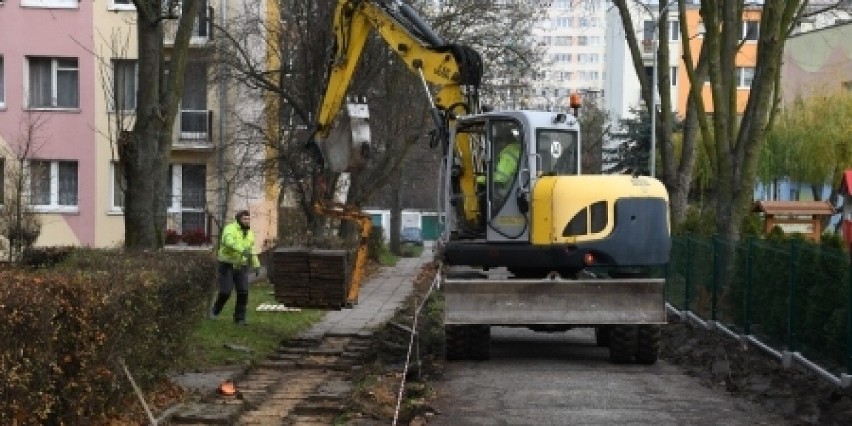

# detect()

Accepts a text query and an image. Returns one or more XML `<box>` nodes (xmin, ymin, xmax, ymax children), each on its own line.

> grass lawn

<box><xmin>178</xmin><ymin>249</ymin><xmax>404</xmax><ymax>371</ymax></box>
<box><xmin>178</xmin><ymin>279</ymin><xmax>326</xmax><ymax>369</ymax></box>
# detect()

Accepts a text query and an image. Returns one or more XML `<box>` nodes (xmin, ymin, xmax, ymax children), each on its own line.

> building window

<box><xmin>112</xmin><ymin>59</ymin><xmax>137</xmax><ymax>111</ymax></box>
<box><xmin>28</xmin><ymin>160</ymin><xmax>78</xmax><ymax>211</ymax></box>
<box><xmin>109</xmin><ymin>0</ymin><xmax>135</xmax><ymax>10</ymax></box>
<box><xmin>110</xmin><ymin>161</ymin><xmax>125</xmax><ymax>211</ymax></box>
<box><xmin>0</xmin><ymin>56</ymin><xmax>4</xmax><ymax>108</ymax></box>
<box><xmin>743</xmin><ymin>20</ymin><xmax>759</xmax><ymax>41</ymax></box>
<box><xmin>671</xmin><ymin>67</ymin><xmax>678</xmax><ymax>86</ymax></box>
<box><xmin>643</xmin><ymin>20</ymin><xmax>655</xmax><ymax>43</ymax></box>
<box><xmin>736</xmin><ymin>67</ymin><xmax>755</xmax><ymax>88</ymax></box>
<box><xmin>21</xmin><ymin>0</ymin><xmax>78</xmax><ymax>8</ymax></box>
<box><xmin>167</xmin><ymin>163</ymin><xmax>208</xmax><ymax>236</ymax></box>
<box><xmin>27</xmin><ymin>57</ymin><xmax>79</xmax><ymax>109</ymax></box>
<box><xmin>669</xmin><ymin>20</ymin><xmax>679</xmax><ymax>41</ymax></box>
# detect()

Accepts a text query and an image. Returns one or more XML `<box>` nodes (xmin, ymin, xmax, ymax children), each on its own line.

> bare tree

<box><xmin>214</xmin><ymin>0</ymin><xmax>542</xmax><ymax>247</ymax></box>
<box><xmin>579</xmin><ymin>97</ymin><xmax>610</xmax><ymax>174</ymax></box>
<box><xmin>122</xmin><ymin>0</ymin><xmax>201</xmax><ymax>249</ymax></box>
<box><xmin>0</xmin><ymin>112</ymin><xmax>47</xmax><ymax>261</ymax></box>
<box><xmin>611</xmin><ymin>0</ymin><xmax>697</xmax><ymax>226</ymax></box>
<box><xmin>684</xmin><ymin>0</ymin><xmax>814</xmax><ymax>242</ymax></box>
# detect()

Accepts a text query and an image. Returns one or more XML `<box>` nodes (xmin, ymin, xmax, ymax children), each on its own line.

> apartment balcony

<box><xmin>641</xmin><ymin>39</ymin><xmax>655</xmax><ymax>58</ymax></box>
<box><xmin>173</xmin><ymin>109</ymin><xmax>213</xmax><ymax>151</ymax></box>
<box><xmin>164</xmin><ymin>5</ymin><xmax>214</xmax><ymax>47</ymax></box>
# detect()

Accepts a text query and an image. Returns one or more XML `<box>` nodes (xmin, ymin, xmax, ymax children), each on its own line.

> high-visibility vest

<box><xmin>494</xmin><ymin>143</ymin><xmax>521</xmax><ymax>185</ymax></box>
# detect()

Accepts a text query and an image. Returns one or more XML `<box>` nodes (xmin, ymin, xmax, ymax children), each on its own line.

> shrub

<box><xmin>0</xmin><ymin>249</ymin><xmax>215</xmax><ymax>424</ymax></box>
<box><xmin>20</xmin><ymin>246</ymin><xmax>75</xmax><ymax>269</ymax></box>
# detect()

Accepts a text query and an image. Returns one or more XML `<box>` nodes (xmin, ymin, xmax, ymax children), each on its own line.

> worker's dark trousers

<box><xmin>212</xmin><ymin>261</ymin><xmax>250</xmax><ymax>322</ymax></box>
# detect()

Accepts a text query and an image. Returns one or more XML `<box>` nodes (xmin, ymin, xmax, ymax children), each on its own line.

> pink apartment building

<box><xmin>0</xmin><ymin>0</ymin><xmax>273</xmax><ymax>251</ymax></box>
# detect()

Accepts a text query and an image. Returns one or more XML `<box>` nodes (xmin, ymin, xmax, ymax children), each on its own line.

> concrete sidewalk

<box><xmin>299</xmin><ymin>249</ymin><xmax>431</xmax><ymax>339</ymax></box>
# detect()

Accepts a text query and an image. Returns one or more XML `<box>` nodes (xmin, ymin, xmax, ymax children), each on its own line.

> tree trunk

<box><xmin>124</xmin><ymin>0</ymin><xmax>199</xmax><ymax>250</ymax></box>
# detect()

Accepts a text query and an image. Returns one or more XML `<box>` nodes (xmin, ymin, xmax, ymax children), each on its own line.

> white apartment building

<box><xmin>602</xmin><ymin>1</ymin><xmax>682</xmax><ymax>131</ymax></box>
<box><xmin>529</xmin><ymin>0</ymin><xmax>609</xmax><ymax>111</ymax></box>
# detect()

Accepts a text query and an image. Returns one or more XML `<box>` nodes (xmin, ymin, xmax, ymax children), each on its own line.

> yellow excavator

<box><xmin>311</xmin><ymin>0</ymin><xmax>671</xmax><ymax>364</ymax></box>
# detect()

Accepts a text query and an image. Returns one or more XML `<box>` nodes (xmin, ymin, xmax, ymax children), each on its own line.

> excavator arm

<box><xmin>299</xmin><ymin>0</ymin><xmax>485</xmax><ymax>307</ymax></box>
<box><xmin>314</xmin><ymin>0</ymin><xmax>483</xmax><ymax>221</ymax></box>
<box><xmin>313</xmin><ymin>200</ymin><xmax>372</xmax><ymax>306</ymax></box>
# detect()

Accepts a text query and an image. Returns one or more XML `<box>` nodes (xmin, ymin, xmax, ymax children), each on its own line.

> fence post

<box><xmin>745</xmin><ymin>236</ymin><xmax>754</xmax><ymax>335</ymax></box>
<box><xmin>788</xmin><ymin>239</ymin><xmax>799</xmax><ymax>352</ymax></box>
<box><xmin>711</xmin><ymin>235</ymin><xmax>719</xmax><ymax>322</ymax></box>
<box><xmin>685</xmin><ymin>235</ymin><xmax>692</xmax><ymax>312</ymax></box>
<box><xmin>848</xmin><ymin>253</ymin><xmax>852</xmax><ymax>375</ymax></box>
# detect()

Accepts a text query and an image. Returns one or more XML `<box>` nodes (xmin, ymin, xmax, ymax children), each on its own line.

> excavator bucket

<box><xmin>319</xmin><ymin>101</ymin><xmax>372</xmax><ymax>173</ymax></box>
<box><xmin>442</xmin><ymin>276</ymin><xmax>666</xmax><ymax>325</ymax></box>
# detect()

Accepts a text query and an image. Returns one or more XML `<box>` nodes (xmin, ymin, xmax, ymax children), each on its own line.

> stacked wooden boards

<box><xmin>269</xmin><ymin>247</ymin><xmax>351</xmax><ymax>309</ymax></box>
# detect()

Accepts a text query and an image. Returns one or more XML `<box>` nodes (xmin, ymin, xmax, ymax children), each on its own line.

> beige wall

<box><xmin>781</xmin><ymin>22</ymin><xmax>852</xmax><ymax>102</ymax></box>
<box><xmin>92</xmin><ymin>5</ymin><xmax>139</xmax><ymax>247</ymax></box>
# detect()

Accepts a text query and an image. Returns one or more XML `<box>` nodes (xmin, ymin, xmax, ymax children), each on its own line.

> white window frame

<box><xmin>736</xmin><ymin>67</ymin><xmax>755</xmax><ymax>89</ymax></box>
<box><xmin>21</xmin><ymin>0</ymin><xmax>78</xmax><ymax>9</ymax></box>
<box><xmin>742</xmin><ymin>20</ymin><xmax>759</xmax><ymax>41</ymax></box>
<box><xmin>109</xmin><ymin>161</ymin><xmax>125</xmax><ymax>213</ymax></box>
<box><xmin>167</xmin><ymin>163</ymin><xmax>209</xmax><ymax>237</ymax></box>
<box><xmin>111</xmin><ymin>59</ymin><xmax>137</xmax><ymax>111</ymax></box>
<box><xmin>669</xmin><ymin>20</ymin><xmax>680</xmax><ymax>41</ymax></box>
<box><xmin>27</xmin><ymin>160</ymin><xmax>79</xmax><ymax>213</ymax></box>
<box><xmin>26</xmin><ymin>56</ymin><xmax>80</xmax><ymax>110</ymax></box>
<box><xmin>109</xmin><ymin>0</ymin><xmax>135</xmax><ymax>11</ymax></box>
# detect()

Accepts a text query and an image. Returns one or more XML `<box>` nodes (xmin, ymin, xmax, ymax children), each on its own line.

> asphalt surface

<box><xmin>426</xmin><ymin>327</ymin><xmax>791</xmax><ymax>426</ymax></box>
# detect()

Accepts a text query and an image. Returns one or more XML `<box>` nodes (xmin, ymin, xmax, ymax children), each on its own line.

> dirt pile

<box><xmin>660</xmin><ymin>315</ymin><xmax>852</xmax><ymax>425</ymax></box>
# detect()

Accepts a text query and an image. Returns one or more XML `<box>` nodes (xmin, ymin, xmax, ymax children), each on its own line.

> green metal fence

<box><xmin>666</xmin><ymin>234</ymin><xmax>852</xmax><ymax>375</ymax></box>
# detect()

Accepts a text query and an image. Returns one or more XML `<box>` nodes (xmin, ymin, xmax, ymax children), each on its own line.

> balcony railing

<box><xmin>642</xmin><ymin>39</ymin><xmax>654</xmax><ymax>56</ymax></box>
<box><xmin>174</xmin><ymin>109</ymin><xmax>213</xmax><ymax>150</ymax></box>
<box><xmin>164</xmin><ymin>5</ymin><xmax>214</xmax><ymax>46</ymax></box>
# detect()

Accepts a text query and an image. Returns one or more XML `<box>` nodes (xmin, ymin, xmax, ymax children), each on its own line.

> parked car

<box><xmin>401</xmin><ymin>227</ymin><xmax>423</xmax><ymax>246</ymax></box>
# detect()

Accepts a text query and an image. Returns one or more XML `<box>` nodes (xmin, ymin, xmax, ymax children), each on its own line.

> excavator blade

<box><xmin>442</xmin><ymin>277</ymin><xmax>666</xmax><ymax>325</ymax></box>
<box><xmin>319</xmin><ymin>102</ymin><xmax>372</xmax><ymax>173</ymax></box>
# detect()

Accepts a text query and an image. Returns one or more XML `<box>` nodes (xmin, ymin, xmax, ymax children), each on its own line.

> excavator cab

<box><xmin>448</xmin><ymin>111</ymin><xmax>582</xmax><ymax>242</ymax></box>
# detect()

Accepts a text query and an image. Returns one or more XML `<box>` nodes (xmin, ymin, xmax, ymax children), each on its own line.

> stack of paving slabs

<box><xmin>271</xmin><ymin>247</ymin><xmax>351</xmax><ymax>309</ymax></box>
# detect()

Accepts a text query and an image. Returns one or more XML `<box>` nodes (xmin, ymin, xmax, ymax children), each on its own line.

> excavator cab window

<box><xmin>488</xmin><ymin>120</ymin><xmax>523</xmax><ymax>216</ymax></box>
<box><xmin>536</xmin><ymin>129</ymin><xmax>579</xmax><ymax>176</ymax></box>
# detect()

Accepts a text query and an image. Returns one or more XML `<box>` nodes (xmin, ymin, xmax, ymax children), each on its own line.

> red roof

<box><xmin>841</xmin><ymin>170</ymin><xmax>852</xmax><ymax>196</ymax></box>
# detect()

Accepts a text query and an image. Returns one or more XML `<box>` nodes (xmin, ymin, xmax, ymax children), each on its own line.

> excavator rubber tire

<box><xmin>609</xmin><ymin>325</ymin><xmax>638</xmax><ymax>364</ymax></box>
<box><xmin>468</xmin><ymin>325</ymin><xmax>491</xmax><ymax>360</ymax></box>
<box><xmin>635</xmin><ymin>324</ymin><xmax>661</xmax><ymax>365</ymax></box>
<box><xmin>445</xmin><ymin>325</ymin><xmax>468</xmax><ymax>360</ymax></box>
<box><xmin>445</xmin><ymin>325</ymin><xmax>491</xmax><ymax>360</ymax></box>
<box><xmin>595</xmin><ymin>326</ymin><xmax>611</xmax><ymax>347</ymax></box>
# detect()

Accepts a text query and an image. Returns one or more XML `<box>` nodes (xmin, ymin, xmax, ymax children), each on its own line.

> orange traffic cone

<box><xmin>218</xmin><ymin>379</ymin><xmax>236</xmax><ymax>396</ymax></box>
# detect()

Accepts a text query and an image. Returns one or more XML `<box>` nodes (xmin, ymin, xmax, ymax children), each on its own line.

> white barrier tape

<box><xmin>393</xmin><ymin>263</ymin><xmax>442</xmax><ymax>425</ymax></box>
<box><xmin>393</xmin><ymin>297</ymin><xmax>422</xmax><ymax>426</ymax></box>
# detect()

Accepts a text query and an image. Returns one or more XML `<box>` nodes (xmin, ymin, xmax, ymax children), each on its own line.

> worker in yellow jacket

<box><xmin>211</xmin><ymin>210</ymin><xmax>260</xmax><ymax>325</ymax></box>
